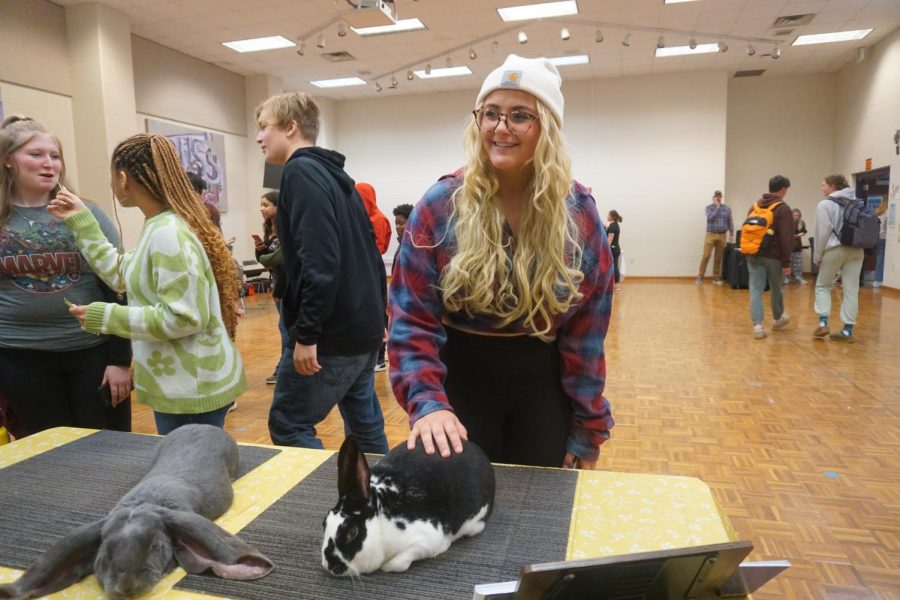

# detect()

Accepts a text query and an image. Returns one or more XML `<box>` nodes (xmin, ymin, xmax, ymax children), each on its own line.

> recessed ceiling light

<box><xmin>310</xmin><ymin>77</ymin><xmax>368</xmax><ymax>88</ymax></box>
<box><xmin>792</xmin><ymin>29</ymin><xmax>873</xmax><ymax>46</ymax></box>
<box><xmin>222</xmin><ymin>36</ymin><xmax>295</xmax><ymax>53</ymax></box>
<box><xmin>498</xmin><ymin>1</ymin><xmax>578</xmax><ymax>22</ymax></box>
<box><xmin>655</xmin><ymin>43</ymin><xmax>719</xmax><ymax>57</ymax></box>
<box><xmin>548</xmin><ymin>54</ymin><xmax>590</xmax><ymax>66</ymax></box>
<box><xmin>413</xmin><ymin>66</ymin><xmax>473</xmax><ymax>79</ymax></box>
<box><xmin>351</xmin><ymin>18</ymin><xmax>426</xmax><ymax>37</ymax></box>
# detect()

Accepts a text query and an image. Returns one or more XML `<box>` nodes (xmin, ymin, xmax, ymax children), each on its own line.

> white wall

<box><xmin>725</xmin><ymin>73</ymin><xmax>835</xmax><ymax>271</ymax></box>
<box><xmin>132</xmin><ymin>36</ymin><xmax>246</xmax><ymax>136</ymax></box>
<box><xmin>336</xmin><ymin>70</ymin><xmax>729</xmax><ymax>276</ymax></box>
<box><xmin>0</xmin><ymin>0</ymin><xmax>71</xmax><ymax>96</ymax></box>
<box><xmin>834</xmin><ymin>26</ymin><xmax>900</xmax><ymax>290</ymax></box>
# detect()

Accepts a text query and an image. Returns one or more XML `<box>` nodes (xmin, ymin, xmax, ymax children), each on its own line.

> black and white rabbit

<box><xmin>0</xmin><ymin>424</ymin><xmax>274</xmax><ymax>600</ymax></box>
<box><xmin>322</xmin><ymin>435</ymin><xmax>496</xmax><ymax>576</ymax></box>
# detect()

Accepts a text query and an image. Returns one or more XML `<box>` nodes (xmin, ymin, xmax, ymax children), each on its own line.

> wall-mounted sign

<box><xmin>865</xmin><ymin>158</ymin><xmax>872</xmax><ymax>170</ymax></box>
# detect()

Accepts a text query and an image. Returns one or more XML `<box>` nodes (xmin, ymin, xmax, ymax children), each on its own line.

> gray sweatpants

<box><xmin>815</xmin><ymin>245</ymin><xmax>864</xmax><ymax>325</ymax></box>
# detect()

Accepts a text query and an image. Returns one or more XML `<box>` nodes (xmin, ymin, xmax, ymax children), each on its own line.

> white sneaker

<box><xmin>772</xmin><ymin>315</ymin><xmax>791</xmax><ymax>330</ymax></box>
<box><xmin>753</xmin><ymin>324</ymin><xmax>767</xmax><ymax>339</ymax></box>
<box><xmin>227</xmin><ymin>401</ymin><xmax>237</xmax><ymax>413</ymax></box>
<box><xmin>695</xmin><ymin>276</ymin><xmax>704</xmax><ymax>284</ymax></box>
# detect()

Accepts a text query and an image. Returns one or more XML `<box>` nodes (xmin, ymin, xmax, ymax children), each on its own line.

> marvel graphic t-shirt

<box><xmin>0</xmin><ymin>202</ymin><xmax>121</xmax><ymax>350</ymax></box>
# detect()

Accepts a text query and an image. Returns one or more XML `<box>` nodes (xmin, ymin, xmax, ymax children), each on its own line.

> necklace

<box><xmin>10</xmin><ymin>205</ymin><xmax>44</xmax><ymax>227</ymax></box>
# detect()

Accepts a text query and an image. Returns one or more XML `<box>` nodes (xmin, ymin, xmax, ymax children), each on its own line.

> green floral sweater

<box><xmin>66</xmin><ymin>208</ymin><xmax>246</xmax><ymax>413</ymax></box>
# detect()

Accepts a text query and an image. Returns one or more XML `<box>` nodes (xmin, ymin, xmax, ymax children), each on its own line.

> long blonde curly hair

<box><xmin>111</xmin><ymin>134</ymin><xmax>240</xmax><ymax>339</ymax></box>
<box><xmin>440</xmin><ymin>100</ymin><xmax>584</xmax><ymax>339</ymax></box>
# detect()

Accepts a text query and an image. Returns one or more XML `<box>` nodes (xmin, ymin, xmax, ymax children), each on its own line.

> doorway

<box><xmin>852</xmin><ymin>166</ymin><xmax>890</xmax><ymax>286</ymax></box>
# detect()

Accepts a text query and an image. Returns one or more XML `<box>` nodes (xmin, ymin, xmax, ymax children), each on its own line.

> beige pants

<box><xmin>698</xmin><ymin>232</ymin><xmax>727</xmax><ymax>279</ymax></box>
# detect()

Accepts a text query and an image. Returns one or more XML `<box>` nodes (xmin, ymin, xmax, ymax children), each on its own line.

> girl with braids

<box><xmin>0</xmin><ymin>115</ymin><xmax>132</xmax><ymax>437</ymax></box>
<box><xmin>48</xmin><ymin>133</ymin><xmax>246</xmax><ymax>434</ymax></box>
<box><xmin>389</xmin><ymin>55</ymin><xmax>615</xmax><ymax>469</ymax></box>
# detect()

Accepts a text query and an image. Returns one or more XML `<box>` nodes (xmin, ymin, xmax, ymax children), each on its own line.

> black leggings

<box><xmin>440</xmin><ymin>326</ymin><xmax>570</xmax><ymax>467</ymax></box>
<box><xmin>0</xmin><ymin>343</ymin><xmax>131</xmax><ymax>437</ymax></box>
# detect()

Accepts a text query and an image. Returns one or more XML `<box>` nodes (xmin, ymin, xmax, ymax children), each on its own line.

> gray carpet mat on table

<box><xmin>0</xmin><ymin>429</ymin><xmax>280</xmax><ymax>568</ymax></box>
<box><xmin>177</xmin><ymin>455</ymin><xmax>577</xmax><ymax>600</ymax></box>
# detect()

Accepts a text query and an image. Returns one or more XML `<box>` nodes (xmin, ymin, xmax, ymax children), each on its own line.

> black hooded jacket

<box><xmin>276</xmin><ymin>147</ymin><xmax>385</xmax><ymax>355</ymax></box>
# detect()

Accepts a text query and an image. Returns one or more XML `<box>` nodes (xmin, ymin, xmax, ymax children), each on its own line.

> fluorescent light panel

<box><xmin>414</xmin><ymin>66</ymin><xmax>473</xmax><ymax>79</ymax></box>
<box><xmin>664</xmin><ymin>0</ymin><xmax>701</xmax><ymax>4</ymax></box>
<box><xmin>351</xmin><ymin>18</ymin><xmax>426</xmax><ymax>37</ymax></box>
<box><xmin>792</xmin><ymin>29</ymin><xmax>873</xmax><ymax>46</ymax></box>
<box><xmin>655</xmin><ymin>43</ymin><xmax>718</xmax><ymax>57</ymax></box>
<box><xmin>222</xmin><ymin>35</ymin><xmax>294</xmax><ymax>53</ymax></box>
<box><xmin>549</xmin><ymin>54</ymin><xmax>590</xmax><ymax>66</ymax></box>
<box><xmin>498</xmin><ymin>1</ymin><xmax>578</xmax><ymax>22</ymax></box>
<box><xmin>310</xmin><ymin>77</ymin><xmax>367</xmax><ymax>88</ymax></box>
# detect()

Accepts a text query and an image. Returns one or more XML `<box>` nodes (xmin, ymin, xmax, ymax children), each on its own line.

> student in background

<box><xmin>606</xmin><ymin>210</ymin><xmax>622</xmax><ymax>288</ymax></box>
<box><xmin>745</xmin><ymin>175</ymin><xmax>794</xmax><ymax>340</ymax></box>
<box><xmin>356</xmin><ymin>182</ymin><xmax>391</xmax><ymax>372</ymax></box>
<box><xmin>696</xmin><ymin>190</ymin><xmax>733</xmax><ymax>285</ymax></box>
<box><xmin>48</xmin><ymin>133</ymin><xmax>246</xmax><ymax>434</ymax></box>
<box><xmin>0</xmin><ymin>115</ymin><xmax>132</xmax><ymax>437</ymax></box>
<box><xmin>812</xmin><ymin>174</ymin><xmax>864</xmax><ymax>342</ymax></box>
<box><xmin>391</xmin><ymin>203</ymin><xmax>413</xmax><ymax>276</ymax></box>
<box><xmin>254</xmin><ymin>190</ymin><xmax>287</xmax><ymax>384</ymax></box>
<box><xmin>787</xmin><ymin>208</ymin><xmax>808</xmax><ymax>285</ymax></box>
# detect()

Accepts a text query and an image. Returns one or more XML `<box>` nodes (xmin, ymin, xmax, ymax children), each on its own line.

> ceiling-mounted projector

<box><xmin>343</xmin><ymin>0</ymin><xmax>397</xmax><ymax>28</ymax></box>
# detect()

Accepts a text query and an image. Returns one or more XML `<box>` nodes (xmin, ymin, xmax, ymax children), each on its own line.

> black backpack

<box><xmin>830</xmin><ymin>195</ymin><xmax>878</xmax><ymax>249</ymax></box>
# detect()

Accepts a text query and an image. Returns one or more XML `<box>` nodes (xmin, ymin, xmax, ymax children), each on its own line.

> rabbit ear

<box><xmin>337</xmin><ymin>436</ymin><xmax>370</xmax><ymax>506</ymax></box>
<box><xmin>0</xmin><ymin>519</ymin><xmax>103</xmax><ymax>600</ymax></box>
<box><xmin>159</xmin><ymin>508</ymin><xmax>274</xmax><ymax>580</ymax></box>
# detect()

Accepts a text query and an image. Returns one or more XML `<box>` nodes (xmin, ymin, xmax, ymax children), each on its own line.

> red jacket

<box><xmin>356</xmin><ymin>182</ymin><xmax>391</xmax><ymax>254</ymax></box>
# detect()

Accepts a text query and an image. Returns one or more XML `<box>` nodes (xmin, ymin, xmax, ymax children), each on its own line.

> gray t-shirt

<box><xmin>0</xmin><ymin>201</ymin><xmax>122</xmax><ymax>350</ymax></box>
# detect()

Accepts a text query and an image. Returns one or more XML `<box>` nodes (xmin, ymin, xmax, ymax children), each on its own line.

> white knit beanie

<box><xmin>475</xmin><ymin>54</ymin><xmax>564</xmax><ymax>127</ymax></box>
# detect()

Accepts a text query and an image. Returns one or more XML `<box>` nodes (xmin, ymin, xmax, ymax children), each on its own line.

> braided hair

<box><xmin>111</xmin><ymin>134</ymin><xmax>239</xmax><ymax>339</ymax></box>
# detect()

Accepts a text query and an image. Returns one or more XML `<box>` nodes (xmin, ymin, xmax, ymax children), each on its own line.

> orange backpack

<box><xmin>739</xmin><ymin>201</ymin><xmax>782</xmax><ymax>255</ymax></box>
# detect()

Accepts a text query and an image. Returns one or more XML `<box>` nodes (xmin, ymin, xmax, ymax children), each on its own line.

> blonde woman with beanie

<box><xmin>389</xmin><ymin>55</ymin><xmax>615</xmax><ymax>469</ymax></box>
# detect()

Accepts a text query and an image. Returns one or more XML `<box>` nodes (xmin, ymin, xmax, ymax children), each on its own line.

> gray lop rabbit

<box><xmin>0</xmin><ymin>424</ymin><xmax>274</xmax><ymax>600</ymax></box>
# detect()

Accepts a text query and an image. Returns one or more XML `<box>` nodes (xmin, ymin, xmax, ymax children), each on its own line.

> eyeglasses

<box><xmin>472</xmin><ymin>108</ymin><xmax>538</xmax><ymax>135</ymax></box>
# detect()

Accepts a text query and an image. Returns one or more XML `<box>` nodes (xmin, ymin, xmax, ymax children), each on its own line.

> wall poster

<box><xmin>145</xmin><ymin>118</ymin><xmax>228</xmax><ymax>213</ymax></box>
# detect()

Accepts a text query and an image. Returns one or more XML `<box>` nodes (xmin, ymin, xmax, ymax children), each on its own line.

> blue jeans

<box><xmin>746</xmin><ymin>255</ymin><xmax>784</xmax><ymax>325</ymax></box>
<box><xmin>153</xmin><ymin>405</ymin><xmax>230</xmax><ymax>435</ymax></box>
<box><xmin>268</xmin><ymin>348</ymin><xmax>388</xmax><ymax>453</ymax></box>
<box><xmin>273</xmin><ymin>298</ymin><xmax>290</xmax><ymax>374</ymax></box>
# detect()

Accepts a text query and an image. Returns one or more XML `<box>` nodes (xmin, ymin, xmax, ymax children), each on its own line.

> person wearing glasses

<box><xmin>388</xmin><ymin>55</ymin><xmax>615</xmax><ymax>469</ymax></box>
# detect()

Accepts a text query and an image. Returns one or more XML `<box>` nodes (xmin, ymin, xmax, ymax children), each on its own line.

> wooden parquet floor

<box><xmin>131</xmin><ymin>280</ymin><xmax>900</xmax><ymax>599</ymax></box>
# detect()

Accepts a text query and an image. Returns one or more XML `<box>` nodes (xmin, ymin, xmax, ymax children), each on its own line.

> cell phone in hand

<box><xmin>98</xmin><ymin>382</ymin><xmax>112</xmax><ymax>408</ymax></box>
<box><xmin>251</xmin><ymin>234</ymin><xmax>263</xmax><ymax>242</ymax></box>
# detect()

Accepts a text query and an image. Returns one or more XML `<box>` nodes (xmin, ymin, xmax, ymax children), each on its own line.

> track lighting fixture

<box><xmin>772</xmin><ymin>45</ymin><xmax>781</xmax><ymax>59</ymax></box>
<box><xmin>424</xmin><ymin>63</ymin><xmax>432</xmax><ymax>75</ymax></box>
<box><xmin>718</xmin><ymin>40</ymin><xmax>728</xmax><ymax>52</ymax></box>
<box><xmin>518</xmin><ymin>31</ymin><xmax>528</xmax><ymax>44</ymax></box>
<box><xmin>469</xmin><ymin>47</ymin><xmax>477</xmax><ymax>60</ymax></box>
<box><xmin>446</xmin><ymin>56</ymin><xmax>453</xmax><ymax>68</ymax></box>
<box><xmin>657</xmin><ymin>36</ymin><xmax>666</xmax><ymax>49</ymax></box>
<box><xmin>746</xmin><ymin>42</ymin><xmax>756</xmax><ymax>56</ymax></box>
<box><xmin>406</xmin><ymin>69</ymin><xmax>414</xmax><ymax>80</ymax></box>
<box><xmin>296</xmin><ymin>42</ymin><xmax>305</xmax><ymax>56</ymax></box>
<box><xmin>492</xmin><ymin>40</ymin><xmax>499</xmax><ymax>53</ymax></box>
<box><xmin>337</xmin><ymin>22</ymin><xmax>347</xmax><ymax>37</ymax></box>
<box><xmin>689</xmin><ymin>37</ymin><xmax>697</xmax><ymax>50</ymax></box>
<box><xmin>622</xmin><ymin>33</ymin><xmax>631</xmax><ymax>47</ymax></box>
<box><xmin>317</xmin><ymin>34</ymin><xmax>325</xmax><ymax>48</ymax></box>
<box><xmin>561</xmin><ymin>27</ymin><xmax>570</xmax><ymax>41</ymax></box>
<box><xmin>390</xmin><ymin>75</ymin><xmax>398</xmax><ymax>89</ymax></box>
<box><xmin>375</xmin><ymin>81</ymin><xmax>382</xmax><ymax>92</ymax></box>
<box><xmin>595</xmin><ymin>29</ymin><xmax>604</xmax><ymax>43</ymax></box>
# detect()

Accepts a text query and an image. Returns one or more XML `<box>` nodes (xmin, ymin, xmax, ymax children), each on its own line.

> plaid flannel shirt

<box><xmin>705</xmin><ymin>203</ymin><xmax>734</xmax><ymax>234</ymax></box>
<box><xmin>388</xmin><ymin>172</ymin><xmax>615</xmax><ymax>460</ymax></box>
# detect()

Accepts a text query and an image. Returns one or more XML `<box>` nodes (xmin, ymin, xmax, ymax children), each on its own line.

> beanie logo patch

<box><xmin>501</xmin><ymin>70</ymin><xmax>522</xmax><ymax>88</ymax></box>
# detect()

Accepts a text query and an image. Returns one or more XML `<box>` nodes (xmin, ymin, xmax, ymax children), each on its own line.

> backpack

<box><xmin>740</xmin><ymin>200</ymin><xmax>782</xmax><ymax>255</ymax></box>
<box><xmin>830</xmin><ymin>196</ymin><xmax>879</xmax><ymax>249</ymax></box>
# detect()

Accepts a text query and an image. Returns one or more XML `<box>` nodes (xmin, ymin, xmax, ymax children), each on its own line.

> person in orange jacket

<box><xmin>356</xmin><ymin>182</ymin><xmax>392</xmax><ymax>254</ymax></box>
